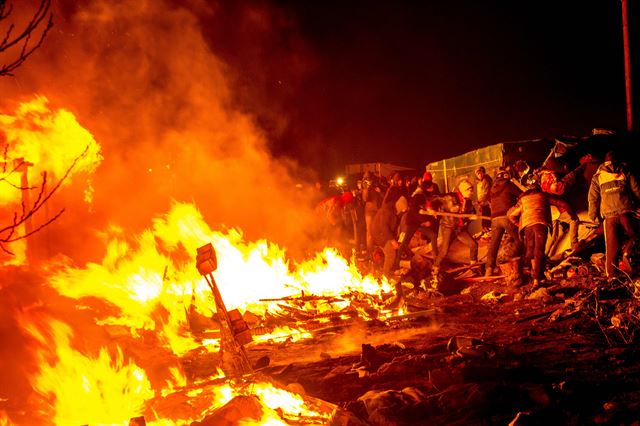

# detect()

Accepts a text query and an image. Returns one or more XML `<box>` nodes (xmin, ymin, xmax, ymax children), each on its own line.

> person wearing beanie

<box><xmin>415</xmin><ymin>171</ymin><xmax>440</xmax><ymax>198</ymax></box>
<box><xmin>485</xmin><ymin>166</ymin><xmax>522</xmax><ymax>277</ymax></box>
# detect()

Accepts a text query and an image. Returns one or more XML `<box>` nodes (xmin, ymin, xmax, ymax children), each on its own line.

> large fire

<box><xmin>0</xmin><ymin>99</ymin><xmax>394</xmax><ymax>425</ymax></box>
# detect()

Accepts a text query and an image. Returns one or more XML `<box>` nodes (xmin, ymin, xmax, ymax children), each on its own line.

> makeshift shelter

<box><xmin>425</xmin><ymin>138</ymin><xmax>555</xmax><ymax>193</ymax></box>
<box><xmin>425</xmin><ymin>130</ymin><xmax>639</xmax><ymax>260</ymax></box>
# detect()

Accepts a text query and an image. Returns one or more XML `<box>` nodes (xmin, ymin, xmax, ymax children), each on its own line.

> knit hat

<box><xmin>422</xmin><ymin>171</ymin><xmax>433</xmax><ymax>181</ymax></box>
<box><xmin>496</xmin><ymin>166</ymin><xmax>510</xmax><ymax>179</ymax></box>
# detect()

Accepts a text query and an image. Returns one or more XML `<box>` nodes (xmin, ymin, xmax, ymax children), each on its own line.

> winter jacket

<box><xmin>588</xmin><ymin>161</ymin><xmax>640</xmax><ymax>221</ymax></box>
<box><xmin>371</xmin><ymin>200</ymin><xmax>399</xmax><ymax>246</ymax></box>
<box><xmin>489</xmin><ymin>177</ymin><xmax>521</xmax><ymax>218</ymax></box>
<box><xmin>508</xmin><ymin>187</ymin><xmax>573</xmax><ymax>233</ymax></box>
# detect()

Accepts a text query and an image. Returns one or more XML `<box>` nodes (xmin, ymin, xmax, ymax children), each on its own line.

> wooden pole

<box><xmin>622</xmin><ymin>0</ymin><xmax>633</xmax><ymax>131</ymax></box>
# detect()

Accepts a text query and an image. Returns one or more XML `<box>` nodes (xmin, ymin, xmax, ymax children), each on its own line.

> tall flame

<box><xmin>49</xmin><ymin>202</ymin><xmax>391</xmax><ymax>358</ymax></box>
<box><xmin>19</xmin><ymin>313</ymin><xmax>154</xmax><ymax>426</ymax></box>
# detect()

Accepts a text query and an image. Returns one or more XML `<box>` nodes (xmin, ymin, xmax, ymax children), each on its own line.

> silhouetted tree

<box><xmin>0</xmin><ymin>147</ymin><xmax>90</xmax><ymax>256</ymax></box>
<box><xmin>1</xmin><ymin>0</ymin><xmax>58</xmax><ymax>256</ymax></box>
<box><xmin>0</xmin><ymin>0</ymin><xmax>53</xmax><ymax>76</ymax></box>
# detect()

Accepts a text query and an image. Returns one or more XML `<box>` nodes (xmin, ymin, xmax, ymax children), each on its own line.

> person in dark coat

<box><xmin>474</xmin><ymin>166</ymin><xmax>493</xmax><ymax>231</ymax></box>
<box><xmin>485</xmin><ymin>166</ymin><xmax>523</xmax><ymax>276</ymax></box>
<box><xmin>371</xmin><ymin>196</ymin><xmax>408</xmax><ymax>277</ymax></box>
<box><xmin>414</xmin><ymin>171</ymin><xmax>440</xmax><ymax>198</ymax></box>
<box><xmin>397</xmin><ymin>191</ymin><xmax>438</xmax><ymax>261</ymax></box>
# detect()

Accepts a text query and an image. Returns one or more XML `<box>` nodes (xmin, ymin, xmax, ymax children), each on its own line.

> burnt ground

<box><xmin>238</xmin><ymin>273</ymin><xmax>640</xmax><ymax>426</ymax></box>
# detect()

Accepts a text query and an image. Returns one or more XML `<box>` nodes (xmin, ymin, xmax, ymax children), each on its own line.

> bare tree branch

<box><xmin>0</xmin><ymin>0</ymin><xmax>59</xmax><ymax>257</ymax></box>
<box><xmin>0</xmin><ymin>0</ymin><xmax>53</xmax><ymax>76</ymax></box>
<box><xmin>0</xmin><ymin>145</ymin><xmax>91</xmax><ymax>255</ymax></box>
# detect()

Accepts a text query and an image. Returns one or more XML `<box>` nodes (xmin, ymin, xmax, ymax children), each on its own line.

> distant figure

<box><xmin>362</xmin><ymin>172</ymin><xmax>383</xmax><ymax>252</ymax></box>
<box><xmin>350</xmin><ymin>182</ymin><xmax>367</xmax><ymax>253</ymax></box>
<box><xmin>588</xmin><ymin>150</ymin><xmax>640</xmax><ymax>278</ymax></box>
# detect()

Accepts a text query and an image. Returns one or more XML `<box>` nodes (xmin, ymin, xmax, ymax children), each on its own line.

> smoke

<box><xmin>0</xmin><ymin>0</ymin><xmax>322</xmax><ymax>262</ymax></box>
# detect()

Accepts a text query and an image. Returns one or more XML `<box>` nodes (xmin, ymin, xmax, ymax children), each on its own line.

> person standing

<box><xmin>485</xmin><ymin>167</ymin><xmax>522</xmax><ymax>277</ymax></box>
<box><xmin>371</xmin><ymin>196</ymin><xmax>408</xmax><ymax>278</ymax></box>
<box><xmin>362</xmin><ymin>172</ymin><xmax>383</xmax><ymax>253</ymax></box>
<box><xmin>474</xmin><ymin>166</ymin><xmax>493</xmax><ymax>231</ymax></box>
<box><xmin>429</xmin><ymin>180</ymin><xmax>478</xmax><ymax>284</ymax></box>
<box><xmin>508</xmin><ymin>183</ymin><xmax>572</xmax><ymax>287</ymax></box>
<box><xmin>588</xmin><ymin>150</ymin><xmax>640</xmax><ymax>278</ymax></box>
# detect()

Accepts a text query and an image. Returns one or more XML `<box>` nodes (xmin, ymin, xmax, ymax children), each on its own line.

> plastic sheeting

<box><xmin>426</xmin><ymin>139</ymin><xmax>555</xmax><ymax>193</ymax></box>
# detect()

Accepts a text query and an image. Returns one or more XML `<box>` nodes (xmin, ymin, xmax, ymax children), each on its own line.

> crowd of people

<box><xmin>314</xmin><ymin>149</ymin><xmax>640</xmax><ymax>297</ymax></box>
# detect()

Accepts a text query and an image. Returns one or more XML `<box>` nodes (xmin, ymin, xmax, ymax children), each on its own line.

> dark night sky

<box><xmin>188</xmin><ymin>1</ymin><xmax>633</xmax><ymax>177</ymax></box>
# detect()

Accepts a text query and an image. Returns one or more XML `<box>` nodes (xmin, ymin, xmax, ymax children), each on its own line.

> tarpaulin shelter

<box><xmin>425</xmin><ymin>138</ymin><xmax>555</xmax><ymax>193</ymax></box>
<box><xmin>425</xmin><ymin>129</ymin><xmax>638</xmax><ymax>259</ymax></box>
<box><xmin>540</xmin><ymin>130</ymin><xmax>639</xmax><ymax>175</ymax></box>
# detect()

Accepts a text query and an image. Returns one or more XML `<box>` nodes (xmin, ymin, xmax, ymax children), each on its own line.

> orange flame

<box><xmin>49</xmin><ymin>202</ymin><xmax>390</xmax><ymax>357</ymax></box>
<box><xmin>19</xmin><ymin>313</ymin><xmax>154</xmax><ymax>426</ymax></box>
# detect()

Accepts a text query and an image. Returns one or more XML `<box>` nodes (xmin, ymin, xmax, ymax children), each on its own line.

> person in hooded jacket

<box><xmin>508</xmin><ymin>183</ymin><xmax>573</xmax><ymax>287</ymax></box>
<box><xmin>485</xmin><ymin>166</ymin><xmax>522</xmax><ymax>277</ymax></box>
<box><xmin>588</xmin><ymin>150</ymin><xmax>640</xmax><ymax>278</ymax></box>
